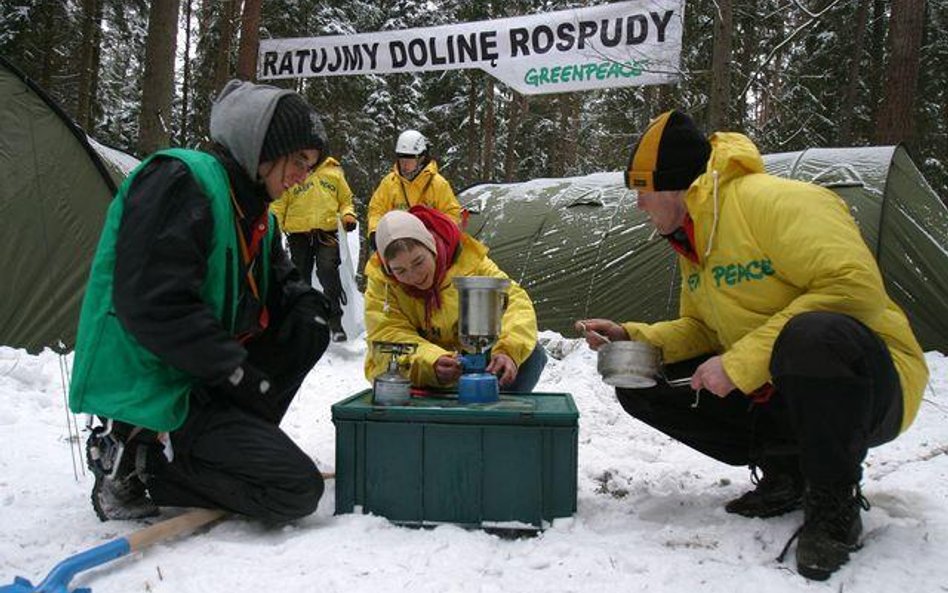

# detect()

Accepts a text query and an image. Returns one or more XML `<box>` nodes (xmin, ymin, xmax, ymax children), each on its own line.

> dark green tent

<box><xmin>459</xmin><ymin>146</ymin><xmax>948</xmax><ymax>353</ymax></box>
<box><xmin>0</xmin><ymin>56</ymin><xmax>135</xmax><ymax>353</ymax></box>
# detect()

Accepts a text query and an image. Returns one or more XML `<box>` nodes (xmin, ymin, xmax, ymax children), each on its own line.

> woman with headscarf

<box><xmin>364</xmin><ymin>206</ymin><xmax>547</xmax><ymax>391</ymax></box>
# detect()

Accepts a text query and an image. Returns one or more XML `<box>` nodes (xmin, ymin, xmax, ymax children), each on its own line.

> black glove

<box><xmin>276</xmin><ymin>290</ymin><xmax>330</xmax><ymax>345</ymax></box>
<box><xmin>217</xmin><ymin>363</ymin><xmax>276</xmax><ymax>421</ymax></box>
<box><xmin>342</xmin><ymin>214</ymin><xmax>358</xmax><ymax>232</ymax></box>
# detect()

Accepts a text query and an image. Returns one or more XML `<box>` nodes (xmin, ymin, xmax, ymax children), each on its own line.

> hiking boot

<box><xmin>87</xmin><ymin>427</ymin><xmax>159</xmax><ymax>522</ymax></box>
<box><xmin>329</xmin><ymin>317</ymin><xmax>347</xmax><ymax>342</ymax></box>
<box><xmin>795</xmin><ymin>483</ymin><xmax>868</xmax><ymax>580</ymax></box>
<box><xmin>725</xmin><ymin>467</ymin><xmax>804</xmax><ymax>518</ymax></box>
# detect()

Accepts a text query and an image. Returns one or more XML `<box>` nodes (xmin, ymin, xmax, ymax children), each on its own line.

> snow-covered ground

<box><xmin>1</xmin><ymin>336</ymin><xmax>946</xmax><ymax>592</ymax></box>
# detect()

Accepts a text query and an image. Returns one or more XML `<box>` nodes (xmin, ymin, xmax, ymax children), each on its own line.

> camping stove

<box><xmin>372</xmin><ymin>342</ymin><xmax>416</xmax><ymax>406</ymax></box>
<box><xmin>454</xmin><ymin>276</ymin><xmax>510</xmax><ymax>404</ymax></box>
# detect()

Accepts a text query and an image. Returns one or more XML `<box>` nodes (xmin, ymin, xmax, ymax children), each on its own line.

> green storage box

<box><xmin>332</xmin><ymin>389</ymin><xmax>578</xmax><ymax>530</ymax></box>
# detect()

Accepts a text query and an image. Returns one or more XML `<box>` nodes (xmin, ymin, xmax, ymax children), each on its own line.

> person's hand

<box><xmin>691</xmin><ymin>355</ymin><xmax>736</xmax><ymax>397</ymax></box>
<box><xmin>434</xmin><ymin>354</ymin><xmax>462</xmax><ymax>384</ymax></box>
<box><xmin>574</xmin><ymin>319</ymin><xmax>630</xmax><ymax>350</ymax></box>
<box><xmin>486</xmin><ymin>352</ymin><xmax>517</xmax><ymax>386</ymax></box>
<box><xmin>342</xmin><ymin>214</ymin><xmax>358</xmax><ymax>232</ymax></box>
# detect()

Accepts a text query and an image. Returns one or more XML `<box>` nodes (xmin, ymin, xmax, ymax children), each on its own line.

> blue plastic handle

<box><xmin>1</xmin><ymin>537</ymin><xmax>129</xmax><ymax>593</ymax></box>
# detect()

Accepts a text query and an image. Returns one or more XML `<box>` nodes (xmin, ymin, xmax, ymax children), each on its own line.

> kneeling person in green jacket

<box><xmin>364</xmin><ymin>206</ymin><xmax>547</xmax><ymax>392</ymax></box>
<box><xmin>70</xmin><ymin>80</ymin><xmax>333</xmax><ymax>523</ymax></box>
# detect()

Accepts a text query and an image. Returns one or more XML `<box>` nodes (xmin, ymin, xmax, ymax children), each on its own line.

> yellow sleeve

<box><xmin>367</xmin><ymin>180</ymin><xmax>391</xmax><ymax>235</ymax></box>
<box><xmin>475</xmin><ymin>257</ymin><xmax>537</xmax><ymax>366</ymax></box>
<box><xmin>622</xmin><ymin>279</ymin><xmax>721</xmax><ymax>363</ymax></box>
<box><xmin>431</xmin><ymin>176</ymin><xmax>462</xmax><ymax>223</ymax></box>
<box><xmin>335</xmin><ymin>169</ymin><xmax>356</xmax><ymax>218</ymax></box>
<box><xmin>363</xmin><ymin>265</ymin><xmax>451</xmax><ymax>387</ymax></box>
<box><xmin>721</xmin><ymin>182</ymin><xmax>889</xmax><ymax>393</ymax></box>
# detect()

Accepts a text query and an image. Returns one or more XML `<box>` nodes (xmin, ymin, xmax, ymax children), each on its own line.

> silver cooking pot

<box><xmin>596</xmin><ymin>340</ymin><xmax>662</xmax><ymax>388</ymax></box>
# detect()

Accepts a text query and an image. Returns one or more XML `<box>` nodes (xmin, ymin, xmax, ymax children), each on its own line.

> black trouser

<box><xmin>615</xmin><ymin>312</ymin><xmax>903</xmax><ymax>486</ymax></box>
<box><xmin>145</xmin><ymin>307</ymin><xmax>330</xmax><ymax>522</ymax></box>
<box><xmin>287</xmin><ymin>232</ymin><xmax>345</xmax><ymax>322</ymax></box>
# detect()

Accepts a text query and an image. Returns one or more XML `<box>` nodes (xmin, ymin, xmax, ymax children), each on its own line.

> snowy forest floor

<box><xmin>1</xmin><ymin>336</ymin><xmax>946</xmax><ymax>592</ymax></box>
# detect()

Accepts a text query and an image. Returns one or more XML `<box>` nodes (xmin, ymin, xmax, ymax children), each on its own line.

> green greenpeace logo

<box><xmin>712</xmin><ymin>259</ymin><xmax>775</xmax><ymax>288</ymax></box>
<box><xmin>524</xmin><ymin>60</ymin><xmax>647</xmax><ymax>88</ymax></box>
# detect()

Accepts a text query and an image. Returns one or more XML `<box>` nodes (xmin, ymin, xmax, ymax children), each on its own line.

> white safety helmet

<box><xmin>395</xmin><ymin>129</ymin><xmax>429</xmax><ymax>157</ymax></box>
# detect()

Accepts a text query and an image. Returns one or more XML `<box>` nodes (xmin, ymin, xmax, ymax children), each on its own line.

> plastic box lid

<box><xmin>331</xmin><ymin>389</ymin><xmax>578</xmax><ymax>426</ymax></box>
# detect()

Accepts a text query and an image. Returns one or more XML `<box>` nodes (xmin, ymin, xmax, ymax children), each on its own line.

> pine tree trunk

<box><xmin>214</xmin><ymin>0</ymin><xmax>238</xmax><ymax>93</ymax></box>
<box><xmin>88</xmin><ymin>0</ymin><xmax>104</xmax><ymax>129</ymax></box>
<box><xmin>76</xmin><ymin>0</ymin><xmax>101</xmax><ymax>130</ymax></box>
<box><xmin>180</xmin><ymin>0</ymin><xmax>193</xmax><ymax>145</ymax></box>
<box><xmin>875</xmin><ymin>0</ymin><xmax>925</xmax><ymax>146</ymax></box>
<box><xmin>482</xmin><ymin>77</ymin><xmax>495</xmax><ymax>180</ymax></box>
<box><xmin>467</xmin><ymin>71</ymin><xmax>479</xmax><ymax>179</ymax></box>
<box><xmin>137</xmin><ymin>0</ymin><xmax>181</xmax><ymax>155</ymax></box>
<box><xmin>708</xmin><ymin>0</ymin><xmax>733</xmax><ymax>130</ymax></box>
<box><xmin>503</xmin><ymin>91</ymin><xmax>525</xmax><ymax>182</ymax></box>
<box><xmin>867</xmin><ymin>0</ymin><xmax>888</xmax><ymax>135</ymax></box>
<box><xmin>734</xmin><ymin>0</ymin><xmax>758</xmax><ymax>129</ymax></box>
<box><xmin>838</xmin><ymin>0</ymin><xmax>870</xmax><ymax>145</ymax></box>
<box><xmin>236</xmin><ymin>0</ymin><xmax>262</xmax><ymax>81</ymax></box>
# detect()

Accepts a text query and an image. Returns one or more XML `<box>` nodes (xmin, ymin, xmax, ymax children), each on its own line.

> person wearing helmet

<box><xmin>271</xmin><ymin>153</ymin><xmax>358</xmax><ymax>343</ymax></box>
<box><xmin>69</xmin><ymin>80</ymin><xmax>333</xmax><ymax>524</ymax></box>
<box><xmin>366</xmin><ymin>129</ymin><xmax>461</xmax><ymax>249</ymax></box>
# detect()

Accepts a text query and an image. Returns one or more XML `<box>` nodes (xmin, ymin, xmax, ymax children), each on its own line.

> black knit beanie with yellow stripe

<box><xmin>626</xmin><ymin>110</ymin><xmax>710</xmax><ymax>192</ymax></box>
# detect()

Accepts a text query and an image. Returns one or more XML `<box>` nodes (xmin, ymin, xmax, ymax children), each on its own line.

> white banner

<box><xmin>258</xmin><ymin>0</ymin><xmax>684</xmax><ymax>95</ymax></box>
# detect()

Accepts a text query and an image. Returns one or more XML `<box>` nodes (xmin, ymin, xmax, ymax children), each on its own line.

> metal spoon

<box><xmin>578</xmin><ymin>321</ymin><xmax>612</xmax><ymax>344</ymax></box>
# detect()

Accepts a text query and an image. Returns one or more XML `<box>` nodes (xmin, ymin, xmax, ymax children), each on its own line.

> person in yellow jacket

<box><xmin>365</xmin><ymin>206</ymin><xmax>547</xmax><ymax>391</ymax></box>
<box><xmin>366</xmin><ymin>129</ymin><xmax>461</xmax><ymax>249</ymax></box>
<box><xmin>271</xmin><ymin>156</ymin><xmax>357</xmax><ymax>342</ymax></box>
<box><xmin>577</xmin><ymin>110</ymin><xmax>928</xmax><ymax>581</ymax></box>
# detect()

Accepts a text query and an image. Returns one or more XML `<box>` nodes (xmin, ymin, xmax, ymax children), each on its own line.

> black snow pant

<box><xmin>287</xmin><ymin>231</ymin><xmax>345</xmax><ymax>324</ymax></box>
<box><xmin>145</xmin><ymin>309</ymin><xmax>330</xmax><ymax>523</ymax></box>
<box><xmin>615</xmin><ymin>312</ymin><xmax>903</xmax><ymax>486</ymax></box>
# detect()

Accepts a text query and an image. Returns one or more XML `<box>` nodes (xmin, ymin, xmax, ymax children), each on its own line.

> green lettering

<box><xmin>746</xmin><ymin>260</ymin><xmax>762</xmax><ymax>279</ymax></box>
<box><xmin>725</xmin><ymin>264</ymin><xmax>738</xmax><ymax>286</ymax></box>
<box><xmin>550</xmin><ymin>66</ymin><xmax>561</xmax><ymax>83</ymax></box>
<box><xmin>538</xmin><ymin>67</ymin><xmax>551</xmax><ymax>84</ymax></box>
<box><xmin>761</xmin><ymin>259</ymin><xmax>775</xmax><ymax>276</ymax></box>
<box><xmin>524</xmin><ymin>68</ymin><xmax>539</xmax><ymax>86</ymax></box>
<box><xmin>712</xmin><ymin>266</ymin><xmax>726</xmax><ymax>287</ymax></box>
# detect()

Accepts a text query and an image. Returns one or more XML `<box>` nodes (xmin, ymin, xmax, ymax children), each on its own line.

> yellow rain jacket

<box><xmin>270</xmin><ymin>157</ymin><xmax>355</xmax><ymax>233</ymax></box>
<box><xmin>364</xmin><ymin>234</ymin><xmax>537</xmax><ymax>387</ymax></box>
<box><xmin>623</xmin><ymin>133</ymin><xmax>928</xmax><ymax>432</ymax></box>
<box><xmin>366</xmin><ymin>159</ymin><xmax>460</xmax><ymax>234</ymax></box>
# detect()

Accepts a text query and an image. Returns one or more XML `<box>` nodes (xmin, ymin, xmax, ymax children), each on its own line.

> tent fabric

<box><xmin>0</xmin><ymin>56</ymin><xmax>135</xmax><ymax>353</ymax></box>
<box><xmin>459</xmin><ymin>147</ymin><xmax>948</xmax><ymax>353</ymax></box>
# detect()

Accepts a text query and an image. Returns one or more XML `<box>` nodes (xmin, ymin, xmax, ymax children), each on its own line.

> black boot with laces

<box><xmin>87</xmin><ymin>424</ymin><xmax>160</xmax><ymax>522</ymax></box>
<box><xmin>794</xmin><ymin>482</ymin><xmax>869</xmax><ymax>580</ymax></box>
<box><xmin>725</xmin><ymin>462</ymin><xmax>804</xmax><ymax>518</ymax></box>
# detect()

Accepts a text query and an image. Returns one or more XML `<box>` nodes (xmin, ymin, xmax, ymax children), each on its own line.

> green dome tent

<box><xmin>0</xmin><ymin>56</ymin><xmax>136</xmax><ymax>353</ymax></box>
<box><xmin>459</xmin><ymin>146</ymin><xmax>948</xmax><ymax>353</ymax></box>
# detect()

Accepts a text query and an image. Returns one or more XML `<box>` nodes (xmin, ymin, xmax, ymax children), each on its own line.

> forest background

<box><xmin>1</xmin><ymin>0</ymin><xmax>944</xmax><ymax>210</ymax></box>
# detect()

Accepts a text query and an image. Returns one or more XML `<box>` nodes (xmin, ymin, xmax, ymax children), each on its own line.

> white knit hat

<box><xmin>376</xmin><ymin>210</ymin><xmax>437</xmax><ymax>267</ymax></box>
